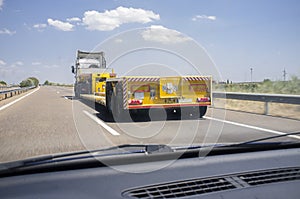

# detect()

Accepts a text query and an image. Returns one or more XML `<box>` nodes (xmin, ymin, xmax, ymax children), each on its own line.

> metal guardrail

<box><xmin>212</xmin><ymin>92</ymin><xmax>300</xmax><ymax>115</ymax></box>
<box><xmin>0</xmin><ymin>86</ymin><xmax>36</xmax><ymax>101</ymax></box>
<box><xmin>0</xmin><ymin>87</ymin><xmax>20</xmax><ymax>92</ymax></box>
<box><xmin>0</xmin><ymin>86</ymin><xmax>17</xmax><ymax>90</ymax></box>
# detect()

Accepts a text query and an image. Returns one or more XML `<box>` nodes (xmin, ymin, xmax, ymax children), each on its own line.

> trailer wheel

<box><xmin>74</xmin><ymin>86</ymin><xmax>80</xmax><ymax>98</ymax></box>
<box><xmin>111</xmin><ymin>83</ymin><xmax>131</xmax><ymax>122</ymax></box>
<box><xmin>111</xmin><ymin>92</ymin><xmax>124</xmax><ymax>122</ymax></box>
<box><xmin>199</xmin><ymin>106</ymin><xmax>207</xmax><ymax>118</ymax></box>
<box><xmin>105</xmin><ymin>83</ymin><xmax>113</xmax><ymax>113</ymax></box>
<box><xmin>74</xmin><ymin>90</ymin><xmax>78</xmax><ymax>98</ymax></box>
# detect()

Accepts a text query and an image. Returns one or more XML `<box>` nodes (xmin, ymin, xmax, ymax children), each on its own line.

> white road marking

<box><xmin>203</xmin><ymin>116</ymin><xmax>300</xmax><ymax>139</ymax></box>
<box><xmin>204</xmin><ymin>116</ymin><xmax>300</xmax><ymax>140</ymax></box>
<box><xmin>0</xmin><ymin>87</ymin><xmax>40</xmax><ymax>112</ymax></box>
<box><xmin>83</xmin><ymin>110</ymin><xmax>120</xmax><ymax>136</ymax></box>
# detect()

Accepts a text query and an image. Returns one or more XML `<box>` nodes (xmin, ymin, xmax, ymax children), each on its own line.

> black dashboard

<box><xmin>1</xmin><ymin>148</ymin><xmax>300</xmax><ymax>199</ymax></box>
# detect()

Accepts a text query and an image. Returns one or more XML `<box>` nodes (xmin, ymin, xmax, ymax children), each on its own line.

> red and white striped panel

<box><xmin>183</xmin><ymin>76</ymin><xmax>210</xmax><ymax>81</ymax></box>
<box><xmin>123</xmin><ymin>78</ymin><xmax>128</xmax><ymax>108</ymax></box>
<box><xmin>127</xmin><ymin>77</ymin><xmax>160</xmax><ymax>82</ymax></box>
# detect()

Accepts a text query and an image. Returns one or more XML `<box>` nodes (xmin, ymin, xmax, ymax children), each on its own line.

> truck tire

<box><xmin>111</xmin><ymin>83</ymin><xmax>131</xmax><ymax>122</ymax></box>
<box><xmin>130</xmin><ymin>109</ymin><xmax>150</xmax><ymax>122</ymax></box>
<box><xmin>199</xmin><ymin>106</ymin><xmax>207</xmax><ymax>118</ymax></box>
<box><xmin>166</xmin><ymin>108</ymin><xmax>181</xmax><ymax>120</ymax></box>
<box><xmin>111</xmin><ymin>91</ymin><xmax>124</xmax><ymax>122</ymax></box>
<box><xmin>105</xmin><ymin>83</ymin><xmax>113</xmax><ymax>113</ymax></box>
<box><xmin>74</xmin><ymin>86</ymin><xmax>80</xmax><ymax>98</ymax></box>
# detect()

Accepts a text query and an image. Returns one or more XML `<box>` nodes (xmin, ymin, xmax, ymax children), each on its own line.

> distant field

<box><xmin>213</xmin><ymin>76</ymin><xmax>300</xmax><ymax>95</ymax></box>
<box><xmin>212</xmin><ymin>77</ymin><xmax>300</xmax><ymax>120</ymax></box>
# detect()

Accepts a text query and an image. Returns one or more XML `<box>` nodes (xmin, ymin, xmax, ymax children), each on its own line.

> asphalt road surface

<box><xmin>0</xmin><ymin>86</ymin><xmax>300</xmax><ymax>162</ymax></box>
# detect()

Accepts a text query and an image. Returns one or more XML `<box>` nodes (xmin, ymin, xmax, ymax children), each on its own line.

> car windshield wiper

<box><xmin>1</xmin><ymin>133</ymin><xmax>299</xmax><ymax>177</ymax></box>
<box><xmin>0</xmin><ymin>144</ymin><xmax>173</xmax><ymax>173</ymax></box>
<box><xmin>174</xmin><ymin>131</ymin><xmax>300</xmax><ymax>151</ymax></box>
<box><xmin>219</xmin><ymin>131</ymin><xmax>300</xmax><ymax>148</ymax></box>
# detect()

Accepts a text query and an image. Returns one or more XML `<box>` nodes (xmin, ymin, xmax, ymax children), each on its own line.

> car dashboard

<box><xmin>0</xmin><ymin>148</ymin><xmax>300</xmax><ymax>199</ymax></box>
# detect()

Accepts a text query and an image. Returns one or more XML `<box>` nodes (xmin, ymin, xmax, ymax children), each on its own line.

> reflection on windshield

<box><xmin>0</xmin><ymin>0</ymin><xmax>299</xmax><ymax>167</ymax></box>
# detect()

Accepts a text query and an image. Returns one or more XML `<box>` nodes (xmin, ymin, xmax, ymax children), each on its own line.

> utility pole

<box><xmin>283</xmin><ymin>68</ymin><xmax>287</xmax><ymax>81</ymax></box>
<box><xmin>250</xmin><ymin>67</ymin><xmax>253</xmax><ymax>83</ymax></box>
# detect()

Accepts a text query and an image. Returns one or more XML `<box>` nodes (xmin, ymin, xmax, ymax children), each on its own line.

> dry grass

<box><xmin>213</xmin><ymin>99</ymin><xmax>300</xmax><ymax>120</ymax></box>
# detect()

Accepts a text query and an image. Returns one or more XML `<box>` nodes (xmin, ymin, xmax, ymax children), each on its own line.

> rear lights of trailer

<box><xmin>197</xmin><ymin>97</ymin><xmax>210</xmax><ymax>102</ymax></box>
<box><xmin>128</xmin><ymin>99</ymin><xmax>143</xmax><ymax>105</ymax></box>
<box><xmin>109</xmin><ymin>73</ymin><xmax>116</xmax><ymax>78</ymax></box>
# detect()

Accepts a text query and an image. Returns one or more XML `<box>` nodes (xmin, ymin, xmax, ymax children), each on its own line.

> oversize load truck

<box><xmin>72</xmin><ymin>50</ymin><xmax>212</xmax><ymax>120</ymax></box>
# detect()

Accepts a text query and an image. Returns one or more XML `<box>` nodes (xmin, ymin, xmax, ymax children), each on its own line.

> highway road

<box><xmin>0</xmin><ymin>86</ymin><xmax>300</xmax><ymax>163</ymax></box>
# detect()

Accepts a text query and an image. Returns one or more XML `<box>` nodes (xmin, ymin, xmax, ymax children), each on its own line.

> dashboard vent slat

<box><xmin>123</xmin><ymin>177</ymin><xmax>236</xmax><ymax>198</ymax></box>
<box><xmin>122</xmin><ymin>167</ymin><xmax>300</xmax><ymax>198</ymax></box>
<box><xmin>238</xmin><ymin>168</ymin><xmax>300</xmax><ymax>186</ymax></box>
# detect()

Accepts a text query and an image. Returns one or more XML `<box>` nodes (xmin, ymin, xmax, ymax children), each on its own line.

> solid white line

<box><xmin>83</xmin><ymin>110</ymin><xmax>120</xmax><ymax>136</ymax></box>
<box><xmin>204</xmin><ymin>116</ymin><xmax>300</xmax><ymax>140</ymax></box>
<box><xmin>0</xmin><ymin>87</ymin><xmax>40</xmax><ymax>112</ymax></box>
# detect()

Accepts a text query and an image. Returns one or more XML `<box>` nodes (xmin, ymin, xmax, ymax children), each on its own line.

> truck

<box><xmin>72</xmin><ymin>50</ymin><xmax>212</xmax><ymax>121</ymax></box>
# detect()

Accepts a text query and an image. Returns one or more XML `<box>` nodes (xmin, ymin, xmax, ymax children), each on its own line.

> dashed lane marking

<box><xmin>83</xmin><ymin>110</ymin><xmax>120</xmax><ymax>136</ymax></box>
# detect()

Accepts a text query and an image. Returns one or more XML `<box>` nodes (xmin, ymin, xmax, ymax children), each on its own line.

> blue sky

<box><xmin>0</xmin><ymin>0</ymin><xmax>299</xmax><ymax>84</ymax></box>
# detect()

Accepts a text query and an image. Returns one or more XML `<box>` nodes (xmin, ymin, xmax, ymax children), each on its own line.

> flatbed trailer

<box><xmin>72</xmin><ymin>50</ymin><xmax>212</xmax><ymax>121</ymax></box>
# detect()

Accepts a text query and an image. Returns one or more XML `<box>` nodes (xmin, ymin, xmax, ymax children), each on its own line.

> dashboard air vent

<box><xmin>122</xmin><ymin>177</ymin><xmax>235</xmax><ymax>198</ymax></box>
<box><xmin>122</xmin><ymin>167</ymin><xmax>300</xmax><ymax>199</ymax></box>
<box><xmin>238</xmin><ymin>167</ymin><xmax>300</xmax><ymax>186</ymax></box>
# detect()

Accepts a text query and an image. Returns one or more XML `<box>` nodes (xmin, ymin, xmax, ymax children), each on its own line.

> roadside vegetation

<box><xmin>0</xmin><ymin>80</ymin><xmax>7</xmax><ymax>86</ymax></box>
<box><xmin>19</xmin><ymin>77</ymin><xmax>39</xmax><ymax>87</ymax></box>
<box><xmin>213</xmin><ymin>76</ymin><xmax>300</xmax><ymax>95</ymax></box>
<box><xmin>43</xmin><ymin>80</ymin><xmax>73</xmax><ymax>87</ymax></box>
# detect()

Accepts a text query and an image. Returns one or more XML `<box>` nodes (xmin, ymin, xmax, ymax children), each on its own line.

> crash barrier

<box><xmin>0</xmin><ymin>86</ymin><xmax>36</xmax><ymax>101</ymax></box>
<box><xmin>212</xmin><ymin>92</ymin><xmax>300</xmax><ymax>115</ymax></box>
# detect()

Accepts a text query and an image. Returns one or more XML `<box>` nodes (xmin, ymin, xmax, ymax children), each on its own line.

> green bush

<box><xmin>19</xmin><ymin>77</ymin><xmax>39</xmax><ymax>87</ymax></box>
<box><xmin>28</xmin><ymin>77</ymin><xmax>39</xmax><ymax>87</ymax></box>
<box><xmin>0</xmin><ymin>80</ymin><xmax>7</xmax><ymax>86</ymax></box>
<box><xmin>44</xmin><ymin>80</ymin><xmax>50</xmax><ymax>85</ymax></box>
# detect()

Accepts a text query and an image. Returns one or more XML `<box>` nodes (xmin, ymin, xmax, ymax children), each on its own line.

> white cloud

<box><xmin>141</xmin><ymin>25</ymin><xmax>191</xmax><ymax>44</ymax></box>
<box><xmin>0</xmin><ymin>28</ymin><xmax>16</xmax><ymax>35</ymax></box>
<box><xmin>32</xmin><ymin>62</ymin><xmax>41</xmax><ymax>65</ymax></box>
<box><xmin>66</xmin><ymin>17</ymin><xmax>81</xmax><ymax>22</ymax></box>
<box><xmin>15</xmin><ymin>61</ymin><xmax>24</xmax><ymax>66</ymax></box>
<box><xmin>82</xmin><ymin>6</ymin><xmax>160</xmax><ymax>31</ymax></box>
<box><xmin>47</xmin><ymin>18</ymin><xmax>74</xmax><ymax>31</ymax></box>
<box><xmin>207</xmin><ymin>16</ymin><xmax>217</xmax><ymax>20</ymax></box>
<box><xmin>0</xmin><ymin>0</ymin><xmax>4</xmax><ymax>10</ymax></box>
<box><xmin>33</xmin><ymin>23</ymin><xmax>47</xmax><ymax>32</ymax></box>
<box><xmin>192</xmin><ymin>15</ymin><xmax>217</xmax><ymax>21</ymax></box>
<box><xmin>33</xmin><ymin>24</ymin><xmax>47</xmax><ymax>29</ymax></box>
<box><xmin>43</xmin><ymin>64</ymin><xmax>60</xmax><ymax>68</ymax></box>
<box><xmin>10</xmin><ymin>61</ymin><xmax>24</xmax><ymax>68</ymax></box>
<box><xmin>0</xmin><ymin>59</ymin><xmax>6</xmax><ymax>66</ymax></box>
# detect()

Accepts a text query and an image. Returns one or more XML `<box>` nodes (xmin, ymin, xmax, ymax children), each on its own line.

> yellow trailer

<box><xmin>72</xmin><ymin>50</ymin><xmax>212</xmax><ymax>121</ymax></box>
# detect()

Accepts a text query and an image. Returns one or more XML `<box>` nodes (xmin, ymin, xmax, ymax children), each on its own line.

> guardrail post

<box><xmin>264</xmin><ymin>101</ymin><xmax>269</xmax><ymax>115</ymax></box>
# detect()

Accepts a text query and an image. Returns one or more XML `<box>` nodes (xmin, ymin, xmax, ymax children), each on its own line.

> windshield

<box><xmin>0</xmin><ymin>0</ymin><xmax>299</xmax><ymax>172</ymax></box>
